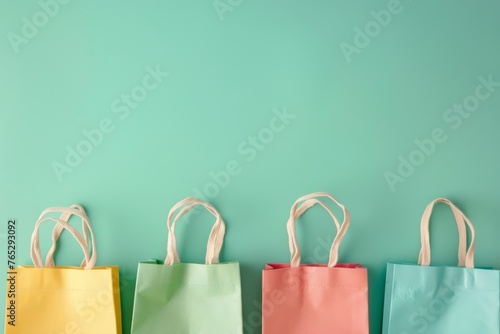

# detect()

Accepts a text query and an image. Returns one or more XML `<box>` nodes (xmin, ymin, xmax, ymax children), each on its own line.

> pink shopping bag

<box><xmin>262</xmin><ymin>192</ymin><xmax>369</xmax><ymax>334</ymax></box>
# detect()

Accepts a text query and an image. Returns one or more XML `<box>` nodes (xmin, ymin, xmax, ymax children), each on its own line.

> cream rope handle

<box><xmin>286</xmin><ymin>192</ymin><xmax>350</xmax><ymax>268</ymax></box>
<box><xmin>43</xmin><ymin>204</ymin><xmax>90</xmax><ymax>267</ymax></box>
<box><xmin>165</xmin><ymin>197</ymin><xmax>226</xmax><ymax>265</ymax></box>
<box><xmin>30</xmin><ymin>206</ymin><xmax>97</xmax><ymax>270</ymax></box>
<box><xmin>418</xmin><ymin>198</ymin><xmax>474</xmax><ymax>268</ymax></box>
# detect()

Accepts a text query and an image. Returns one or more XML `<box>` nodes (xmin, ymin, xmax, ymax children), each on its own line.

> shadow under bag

<box><xmin>382</xmin><ymin>198</ymin><xmax>500</xmax><ymax>334</ymax></box>
<box><xmin>4</xmin><ymin>204</ymin><xmax>122</xmax><ymax>334</ymax></box>
<box><xmin>262</xmin><ymin>192</ymin><xmax>369</xmax><ymax>334</ymax></box>
<box><xmin>130</xmin><ymin>197</ymin><xmax>243</xmax><ymax>334</ymax></box>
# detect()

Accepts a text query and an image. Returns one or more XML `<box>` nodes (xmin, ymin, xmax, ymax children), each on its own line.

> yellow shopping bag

<box><xmin>5</xmin><ymin>205</ymin><xmax>122</xmax><ymax>334</ymax></box>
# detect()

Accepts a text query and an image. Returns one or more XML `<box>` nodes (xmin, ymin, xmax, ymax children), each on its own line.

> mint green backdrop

<box><xmin>1</xmin><ymin>1</ymin><xmax>500</xmax><ymax>333</ymax></box>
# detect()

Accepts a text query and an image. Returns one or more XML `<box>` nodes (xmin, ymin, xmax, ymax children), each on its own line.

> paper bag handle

<box><xmin>287</xmin><ymin>192</ymin><xmax>351</xmax><ymax>268</ymax></box>
<box><xmin>418</xmin><ymin>198</ymin><xmax>475</xmax><ymax>268</ymax></box>
<box><xmin>165</xmin><ymin>197</ymin><xmax>226</xmax><ymax>265</ymax></box>
<box><xmin>43</xmin><ymin>204</ymin><xmax>90</xmax><ymax>268</ymax></box>
<box><xmin>30</xmin><ymin>205</ymin><xmax>97</xmax><ymax>270</ymax></box>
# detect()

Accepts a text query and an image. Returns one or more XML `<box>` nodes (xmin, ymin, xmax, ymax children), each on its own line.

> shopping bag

<box><xmin>262</xmin><ymin>192</ymin><xmax>369</xmax><ymax>334</ymax></box>
<box><xmin>382</xmin><ymin>198</ymin><xmax>500</xmax><ymax>334</ymax></box>
<box><xmin>4</xmin><ymin>204</ymin><xmax>122</xmax><ymax>334</ymax></box>
<box><xmin>130</xmin><ymin>197</ymin><xmax>243</xmax><ymax>334</ymax></box>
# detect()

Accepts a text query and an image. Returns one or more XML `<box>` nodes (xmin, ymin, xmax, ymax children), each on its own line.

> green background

<box><xmin>1</xmin><ymin>1</ymin><xmax>500</xmax><ymax>333</ymax></box>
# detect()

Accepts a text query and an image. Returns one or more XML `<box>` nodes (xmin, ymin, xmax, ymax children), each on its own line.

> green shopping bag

<box><xmin>382</xmin><ymin>198</ymin><xmax>500</xmax><ymax>334</ymax></box>
<box><xmin>130</xmin><ymin>197</ymin><xmax>243</xmax><ymax>334</ymax></box>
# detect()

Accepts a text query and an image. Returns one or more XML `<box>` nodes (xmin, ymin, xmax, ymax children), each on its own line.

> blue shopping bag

<box><xmin>382</xmin><ymin>198</ymin><xmax>500</xmax><ymax>334</ymax></box>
